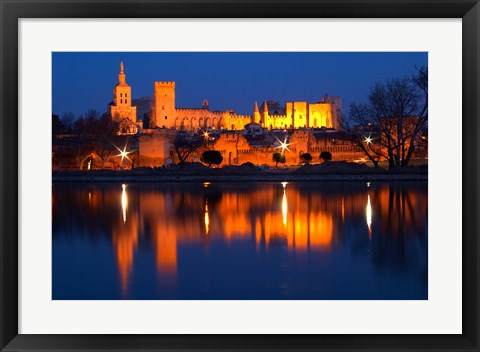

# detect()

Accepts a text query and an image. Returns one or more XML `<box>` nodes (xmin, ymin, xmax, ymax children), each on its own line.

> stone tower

<box><xmin>262</xmin><ymin>101</ymin><xmax>269</xmax><ymax>125</ymax></box>
<box><xmin>109</xmin><ymin>62</ymin><xmax>137</xmax><ymax>134</ymax></box>
<box><xmin>253</xmin><ymin>101</ymin><xmax>261</xmax><ymax>124</ymax></box>
<box><xmin>152</xmin><ymin>82</ymin><xmax>176</xmax><ymax>128</ymax></box>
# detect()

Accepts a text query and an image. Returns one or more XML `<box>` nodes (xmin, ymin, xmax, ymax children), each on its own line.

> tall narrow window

<box><xmin>120</xmin><ymin>99</ymin><xmax>123</xmax><ymax>104</ymax></box>
<box><xmin>120</xmin><ymin>93</ymin><xmax>123</xmax><ymax>97</ymax></box>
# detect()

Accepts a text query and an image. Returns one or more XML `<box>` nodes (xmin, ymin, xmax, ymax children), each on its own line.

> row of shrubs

<box><xmin>201</xmin><ymin>150</ymin><xmax>334</xmax><ymax>168</ymax></box>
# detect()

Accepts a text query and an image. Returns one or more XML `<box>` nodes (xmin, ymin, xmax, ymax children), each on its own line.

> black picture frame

<box><xmin>1</xmin><ymin>1</ymin><xmax>479</xmax><ymax>351</ymax></box>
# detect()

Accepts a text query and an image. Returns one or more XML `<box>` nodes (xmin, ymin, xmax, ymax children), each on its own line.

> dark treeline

<box><xmin>52</xmin><ymin>109</ymin><xmax>129</xmax><ymax>170</ymax></box>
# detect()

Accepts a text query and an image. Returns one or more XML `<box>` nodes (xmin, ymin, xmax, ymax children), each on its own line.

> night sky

<box><xmin>52</xmin><ymin>52</ymin><xmax>427</xmax><ymax>118</ymax></box>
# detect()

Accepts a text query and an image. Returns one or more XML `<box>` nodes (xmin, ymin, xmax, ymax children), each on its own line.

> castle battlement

<box><xmin>154</xmin><ymin>81</ymin><xmax>175</xmax><ymax>87</ymax></box>
<box><xmin>175</xmin><ymin>108</ymin><xmax>206</xmax><ymax>112</ymax></box>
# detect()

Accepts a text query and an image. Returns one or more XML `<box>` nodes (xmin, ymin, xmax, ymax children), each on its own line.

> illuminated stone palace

<box><xmin>108</xmin><ymin>62</ymin><xmax>342</xmax><ymax>133</ymax></box>
<box><xmin>98</xmin><ymin>62</ymin><xmax>365</xmax><ymax>168</ymax></box>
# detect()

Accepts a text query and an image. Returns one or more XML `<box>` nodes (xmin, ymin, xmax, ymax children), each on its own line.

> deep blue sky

<box><xmin>52</xmin><ymin>52</ymin><xmax>427</xmax><ymax>118</ymax></box>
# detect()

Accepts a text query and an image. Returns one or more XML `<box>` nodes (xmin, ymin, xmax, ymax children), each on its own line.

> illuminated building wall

<box><xmin>137</xmin><ymin>129</ymin><xmax>364</xmax><ymax>167</ymax></box>
<box><xmin>138</xmin><ymin>129</ymin><xmax>176</xmax><ymax>166</ymax></box>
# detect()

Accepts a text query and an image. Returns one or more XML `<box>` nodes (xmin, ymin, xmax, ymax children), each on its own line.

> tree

<box><xmin>300</xmin><ymin>153</ymin><xmax>312</xmax><ymax>164</ymax></box>
<box><xmin>343</xmin><ymin>67</ymin><xmax>428</xmax><ymax>169</ymax></box>
<box><xmin>61</xmin><ymin>112</ymin><xmax>75</xmax><ymax>134</ymax></box>
<box><xmin>52</xmin><ymin>114</ymin><xmax>65</xmax><ymax>135</ymax></box>
<box><xmin>93</xmin><ymin>115</ymin><xmax>120</xmax><ymax>169</ymax></box>
<box><xmin>173</xmin><ymin>133</ymin><xmax>204</xmax><ymax>165</ymax></box>
<box><xmin>320</xmin><ymin>151</ymin><xmax>332</xmax><ymax>162</ymax></box>
<box><xmin>272</xmin><ymin>152</ymin><xmax>286</xmax><ymax>167</ymax></box>
<box><xmin>201</xmin><ymin>150</ymin><xmax>223</xmax><ymax>167</ymax></box>
<box><xmin>69</xmin><ymin>110</ymin><xmax>120</xmax><ymax>169</ymax></box>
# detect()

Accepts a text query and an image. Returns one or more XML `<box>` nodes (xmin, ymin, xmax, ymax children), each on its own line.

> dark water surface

<box><xmin>52</xmin><ymin>181</ymin><xmax>428</xmax><ymax>300</ymax></box>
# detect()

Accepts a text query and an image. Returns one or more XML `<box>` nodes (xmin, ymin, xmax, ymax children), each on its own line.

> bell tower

<box><xmin>109</xmin><ymin>62</ymin><xmax>137</xmax><ymax>134</ymax></box>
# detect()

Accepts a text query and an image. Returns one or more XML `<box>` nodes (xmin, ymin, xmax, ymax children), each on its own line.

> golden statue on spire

<box><xmin>120</xmin><ymin>61</ymin><xmax>124</xmax><ymax>74</ymax></box>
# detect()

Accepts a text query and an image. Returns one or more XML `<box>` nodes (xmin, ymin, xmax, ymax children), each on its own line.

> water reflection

<box><xmin>121</xmin><ymin>184</ymin><xmax>127</xmax><ymax>223</ymax></box>
<box><xmin>52</xmin><ymin>181</ymin><xmax>428</xmax><ymax>300</ymax></box>
<box><xmin>366</xmin><ymin>193</ymin><xmax>372</xmax><ymax>239</ymax></box>
<box><xmin>281</xmin><ymin>182</ymin><xmax>288</xmax><ymax>226</ymax></box>
<box><xmin>204</xmin><ymin>199</ymin><xmax>210</xmax><ymax>236</ymax></box>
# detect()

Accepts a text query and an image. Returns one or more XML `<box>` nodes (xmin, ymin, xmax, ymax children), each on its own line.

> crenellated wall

<box><xmin>264</xmin><ymin>115</ymin><xmax>290</xmax><ymax>130</ymax></box>
<box><xmin>224</xmin><ymin>115</ymin><xmax>253</xmax><ymax>130</ymax></box>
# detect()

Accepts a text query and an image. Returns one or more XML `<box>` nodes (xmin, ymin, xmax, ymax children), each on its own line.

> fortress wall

<box><xmin>226</xmin><ymin>115</ymin><xmax>252</xmax><ymax>130</ymax></box>
<box><xmin>265</xmin><ymin>115</ymin><xmax>292</xmax><ymax>129</ymax></box>
<box><xmin>309</xmin><ymin>103</ymin><xmax>336</xmax><ymax>128</ymax></box>
<box><xmin>138</xmin><ymin>130</ymin><xmax>175</xmax><ymax>166</ymax></box>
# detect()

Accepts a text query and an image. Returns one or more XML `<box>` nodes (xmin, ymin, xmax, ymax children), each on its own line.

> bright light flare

<box><xmin>364</xmin><ymin>136</ymin><xmax>373</xmax><ymax>145</ymax></box>
<box><xmin>115</xmin><ymin>144</ymin><xmax>133</xmax><ymax>164</ymax></box>
<box><xmin>275</xmin><ymin>136</ymin><xmax>291</xmax><ymax>154</ymax></box>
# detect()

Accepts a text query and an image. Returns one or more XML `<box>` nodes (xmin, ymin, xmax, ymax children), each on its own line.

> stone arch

<box><xmin>199</xmin><ymin>117</ymin><xmax>204</xmax><ymax>129</ymax></box>
<box><xmin>182</xmin><ymin>117</ymin><xmax>189</xmax><ymax>130</ymax></box>
<box><xmin>80</xmin><ymin>152</ymin><xmax>102</xmax><ymax>170</ymax></box>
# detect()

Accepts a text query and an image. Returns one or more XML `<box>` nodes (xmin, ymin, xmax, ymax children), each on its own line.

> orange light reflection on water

<box><xmin>63</xmin><ymin>182</ymin><xmax>427</xmax><ymax>296</ymax></box>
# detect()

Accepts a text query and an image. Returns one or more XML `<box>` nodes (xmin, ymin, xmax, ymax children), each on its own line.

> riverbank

<box><xmin>53</xmin><ymin>162</ymin><xmax>428</xmax><ymax>182</ymax></box>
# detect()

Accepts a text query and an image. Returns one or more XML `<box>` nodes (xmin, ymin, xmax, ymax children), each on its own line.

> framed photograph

<box><xmin>1</xmin><ymin>0</ymin><xmax>479</xmax><ymax>351</ymax></box>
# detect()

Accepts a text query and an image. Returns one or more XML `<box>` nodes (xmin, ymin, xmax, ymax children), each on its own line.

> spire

<box><xmin>253</xmin><ymin>101</ymin><xmax>261</xmax><ymax>124</ymax></box>
<box><xmin>118</xmin><ymin>61</ymin><xmax>126</xmax><ymax>85</ymax></box>
<box><xmin>263</xmin><ymin>101</ymin><xmax>269</xmax><ymax>114</ymax></box>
